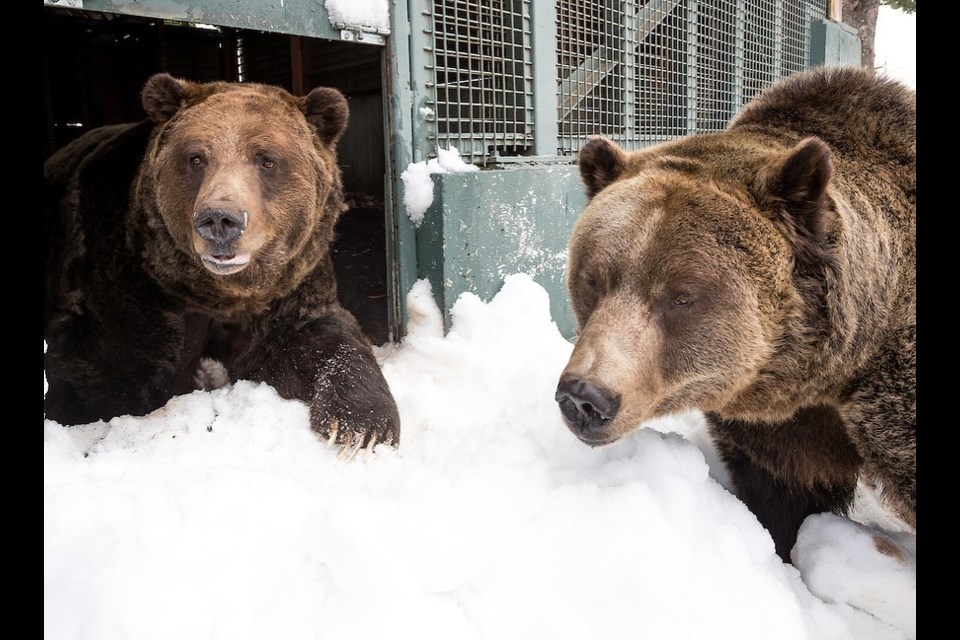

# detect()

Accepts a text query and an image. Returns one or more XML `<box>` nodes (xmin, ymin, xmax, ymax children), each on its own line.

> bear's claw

<box><xmin>321</xmin><ymin>415</ymin><xmax>395</xmax><ymax>460</ymax></box>
<box><xmin>338</xmin><ymin>434</ymin><xmax>366</xmax><ymax>461</ymax></box>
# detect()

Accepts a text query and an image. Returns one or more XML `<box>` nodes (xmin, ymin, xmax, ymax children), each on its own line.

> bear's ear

<box><xmin>301</xmin><ymin>87</ymin><xmax>349</xmax><ymax>145</ymax></box>
<box><xmin>141</xmin><ymin>73</ymin><xmax>193</xmax><ymax>123</ymax></box>
<box><xmin>579</xmin><ymin>137</ymin><xmax>628</xmax><ymax>199</ymax></box>
<box><xmin>756</xmin><ymin>137</ymin><xmax>836</xmax><ymax>265</ymax></box>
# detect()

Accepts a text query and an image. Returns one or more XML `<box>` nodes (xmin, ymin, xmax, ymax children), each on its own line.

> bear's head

<box><xmin>556</xmin><ymin>135</ymin><xmax>837</xmax><ymax>446</ymax></box>
<box><xmin>137</xmin><ymin>73</ymin><xmax>348</xmax><ymax>303</ymax></box>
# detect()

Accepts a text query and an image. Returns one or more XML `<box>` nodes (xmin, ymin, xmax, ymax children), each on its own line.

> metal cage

<box><xmin>426</xmin><ymin>0</ymin><xmax>535</xmax><ymax>162</ymax></box>
<box><xmin>419</xmin><ymin>0</ymin><xmax>827</xmax><ymax>163</ymax></box>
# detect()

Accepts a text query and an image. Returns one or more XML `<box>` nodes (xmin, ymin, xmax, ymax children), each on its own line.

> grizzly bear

<box><xmin>555</xmin><ymin>67</ymin><xmax>915</xmax><ymax>561</ymax></box>
<box><xmin>44</xmin><ymin>73</ymin><xmax>400</xmax><ymax>453</ymax></box>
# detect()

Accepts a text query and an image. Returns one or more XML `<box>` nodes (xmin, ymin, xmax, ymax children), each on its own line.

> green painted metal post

<box><xmin>531</xmin><ymin>0</ymin><xmax>558</xmax><ymax>158</ymax></box>
<box><xmin>385</xmin><ymin>0</ymin><xmax>419</xmax><ymax>341</ymax></box>
<box><xmin>409</xmin><ymin>0</ymin><xmax>436</xmax><ymax>164</ymax></box>
<box><xmin>405</xmin><ymin>0</ymin><xmax>450</xmax><ymax>322</ymax></box>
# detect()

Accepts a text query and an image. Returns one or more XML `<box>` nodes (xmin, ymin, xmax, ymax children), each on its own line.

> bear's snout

<box><xmin>556</xmin><ymin>375</ymin><xmax>621</xmax><ymax>445</ymax></box>
<box><xmin>193</xmin><ymin>202</ymin><xmax>253</xmax><ymax>275</ymax></box>
<box><xmin>194</xmin><ymin>203</ymin><xmax>247</xmax><ymax>246</ymax></box>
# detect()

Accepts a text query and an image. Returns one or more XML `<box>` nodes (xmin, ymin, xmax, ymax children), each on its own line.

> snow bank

<box><xmin>44</xmin><ymin>276</ymin><xmax>913</xmax><ymax>640</ymax></box>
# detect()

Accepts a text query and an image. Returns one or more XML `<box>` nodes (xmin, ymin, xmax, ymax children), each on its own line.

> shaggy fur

<box><xmin>556</xmin><ymin>67</ymin><xmax>915</xmax><ymax>560</ymax></box>
<box><xmin>44</xmin><ymin>74</ymin><xmax>400</xmax><ymax>450</ymax></box>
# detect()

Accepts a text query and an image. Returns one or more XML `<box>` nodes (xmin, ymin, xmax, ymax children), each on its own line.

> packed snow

<box><xmin>45</xmin><ymin>275</ymin><xmax>915</xmax><ymax>640</ymax></box>
<box><xmin>324</xmin><ymin>0</ymin><xmax>389</xmax><ymax>30</ymax></box>
<box><xmin>400</xmin><ymin>146</ymin><xmax>480</xmax><ymax>226</ymax></box>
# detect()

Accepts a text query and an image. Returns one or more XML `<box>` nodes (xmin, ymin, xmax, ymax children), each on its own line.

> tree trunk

<box><xmin>842</xmin><ymin>0</ymin><xmax>879</xmax><ymax>69</ymax></box>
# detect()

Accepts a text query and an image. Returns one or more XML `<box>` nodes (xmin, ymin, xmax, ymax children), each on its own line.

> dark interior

<box><xmin>43</xmin><ymin>8</ymin><xmax>391</xmax><ymax>344</ymax></box>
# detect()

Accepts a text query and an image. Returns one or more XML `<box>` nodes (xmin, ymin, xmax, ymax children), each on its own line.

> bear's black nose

<box><xmin>194</xmin><ymin>206</ymin><xmax>247</xmax><ymax>245</ymax></box>
<box><xmin>555</xmin><ymin>375</ymin><xmax>621</xmax><ymax>439</ymax></box>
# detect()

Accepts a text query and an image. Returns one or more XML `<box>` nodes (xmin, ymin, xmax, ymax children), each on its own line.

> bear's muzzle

<box><xmin>555</xmin><ymin>374</ymin><xmax>622</xmax><ymax>446</ymax></box>
<box><xmin>194</xmin><ymin>203</ymin><xmax>251</xmax><ymax>275</ymax></box>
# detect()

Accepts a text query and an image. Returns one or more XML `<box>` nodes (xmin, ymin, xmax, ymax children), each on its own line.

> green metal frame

<box><xmin>385</xmin><ymin>0</ymin><xmax>422</xmax><ymax>340</ymax></box>
<box><xmin>60</xmin><ymin>0</ymin><xmax>345</xmax><ymax>40</ymax></box>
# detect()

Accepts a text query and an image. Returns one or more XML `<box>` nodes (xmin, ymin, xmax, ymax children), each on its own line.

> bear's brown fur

<box><xmin>556</xmin><ymin>66</ymin><xmax>915</xmax><ymax>560</ymax></box>
<box><xmin>44</xmin><ymin>73</ymin><xmax>399</xmax><ymax>452</ymax></box>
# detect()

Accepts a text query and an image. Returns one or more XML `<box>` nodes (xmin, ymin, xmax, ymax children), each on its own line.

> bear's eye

<box><xmin>189</xmin><ymin>155</ymin><xmax>205</xmax><ymax>168</ymax></box>
<box><xmin>260</xmin><ymin>158</ymin><xmax>277</xmax><ymax>170</ymax></box>
<box><xmin>671</xmin><ymin>293</ymin><xmax>693</xmax><ymax>307</ymax></box>
<box><xmin>584</xmin><ymin>274</ymin><xmax>603</xmax><ymax>295</ymax></box>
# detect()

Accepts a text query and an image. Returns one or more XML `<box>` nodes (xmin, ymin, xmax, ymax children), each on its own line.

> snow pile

<box><xmin>45</xmin><ymin>275</ymin><xmax>913</xmax><ymax>640</ymax></box>
<box><xmin>793</xmin><ymin>514</ymin><xmax>916</xmax><ymax>639</ymax></box>
<box><xmin>324</xmin><ymin>0</ymin><xmax>389</xmax><ymax>30</ymax></box>
<box><xmin>400</xmin><ymin>146</ymin><xmax>479</xmax><ymax>226</ymax></box>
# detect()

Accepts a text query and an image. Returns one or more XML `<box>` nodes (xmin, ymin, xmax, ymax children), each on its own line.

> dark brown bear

<box><xmin>44</xmin><ymin>73</ymin><xmax>400</xmax><ymax>453</ymax></box>
<box><xmin>555</xmin><ymin>67</ymin><xmax>915</xmax><ymax>561</ymax></box>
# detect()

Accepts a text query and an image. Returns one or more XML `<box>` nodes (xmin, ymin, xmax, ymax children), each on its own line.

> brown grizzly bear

<box><xmin>44</xmin><ymin>73</ymin><xmax>399</xmax><ymax>453</ymax></box>
<box><xmin>555</xmin><ymin>67</ymin><xmax>915</xmax><ymax>561</ymax></box>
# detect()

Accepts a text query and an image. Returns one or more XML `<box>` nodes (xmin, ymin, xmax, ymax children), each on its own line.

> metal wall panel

<box><xmin>61</xmin><ymin>0</ymin><xmax>350</xmax><ymax>41</ymax></box>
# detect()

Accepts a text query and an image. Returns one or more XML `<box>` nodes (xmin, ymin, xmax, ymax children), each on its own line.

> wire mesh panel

<box><xmin>556</xmin><ymin>0</ymin><xmax>633</xmax><ymax>150</ymax></box>
<box><xmin>426</xmin><ymin>0</ymin><xmax>534</xmax><ymax>163</ymax></box>
<box><xmin>417</xmin><ymin>1</ymin><xmax>829</xmax><ymax>161</ymax></box>
<box><xmin>635</xmin><ymin>1</ymin><xmax>689</xmax><ymax>142</ymax></box>
<box><xmin>783</xmin><ymin>0</ymin><xmax>826</xmax><ymax>75</ymax></box>
<box><xmin>556</xmin><ymin>0</ymin><xmax>829</xmax><ymax>156</ymax></box>
<box><xmin>740</xmin><ymin>0</ymin><xmax>827</xmax><ymax>106</ymax></box>
<box><xmin>695</xmin><ymin>1</ymin><xmax>738</xmax><ymax>131</ymax></box>
<box><xmin>741</xmin><ymin>0</ymin><xmax>782</xmax><ymax>102</ymax></box>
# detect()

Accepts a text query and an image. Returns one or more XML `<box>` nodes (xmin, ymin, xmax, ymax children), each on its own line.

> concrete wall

<box><xmin>415</xmin><ymin>165</ymin><xmax>587</xmax><ymax>339</ymax></box>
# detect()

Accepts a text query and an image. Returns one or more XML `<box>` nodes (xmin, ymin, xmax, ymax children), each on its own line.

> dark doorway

<box><xmin>43</xmin><ymin>7</ymin><xmax>391</xmax><ymax>344</ymax></box>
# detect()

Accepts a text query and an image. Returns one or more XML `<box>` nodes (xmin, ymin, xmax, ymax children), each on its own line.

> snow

<box><xmin>45</xmin><ymin>12</ymin><xmax>916</xmax><ymax>640</ymax></box>
<box><xmin>793</xmin><ymin>514</ymin><xmax>916</xmax><ymax>639</ymax></box>
<box><xmin>324</xmin><ymin>0</ymin><xmax>389</xmax><ymax>30</ymax></box>
<box><xmin>45</xmin><ymin>275</ymin><xmax>915</xmax><ymax>640</ymax></box>
<box><xmin>400</xmin><ymin>146</ymin><xmax>479</xmax><ymax>226</ymax></box>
